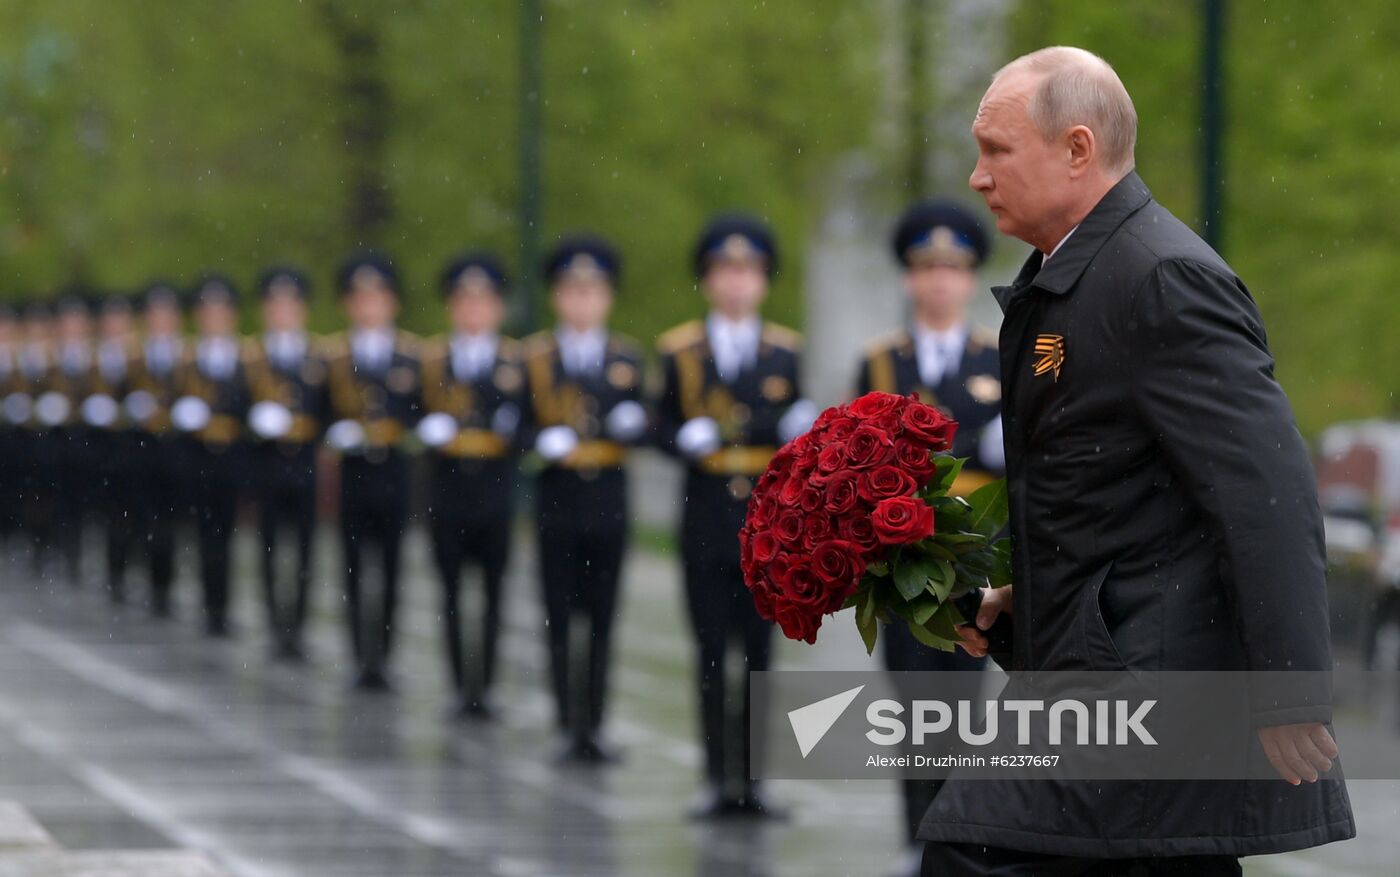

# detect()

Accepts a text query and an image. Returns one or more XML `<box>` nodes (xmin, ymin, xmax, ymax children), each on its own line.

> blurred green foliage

<box><xmin>0</xmin><ymin>0</ymin><xmax>875</xmax><ymax>343</ymax></box>
<box><xmin>2</xmin><ymin>1</ymin><xmax>1396</xmax><ymax>436</ymax></box>
<box><xmin>1010</xmin><ymin>1</ymin><xmax>1400</xmax><ymax>436</ymax></box>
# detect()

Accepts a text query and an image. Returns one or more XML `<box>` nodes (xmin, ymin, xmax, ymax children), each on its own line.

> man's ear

<box><xmin>1066</xmin><ymin>125</ymin><xmax>1096</xmax><ymax>176</ymax></box>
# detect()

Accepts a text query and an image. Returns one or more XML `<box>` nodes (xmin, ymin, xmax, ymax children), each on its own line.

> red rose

<box><xmin>901</xmin><ymin>402</ymin><xmax>958</xmax><ymax>451</ymax></box>
<box><xmin>857</xmin><ymin>464</ymin><xmax>918</xmax><ymax>503</ymax></box>
<box><xmin>774</xmin><ymin>602</ymin><xmax>820</xmax><ymax>644</ymax></box>
<box><xmin>894</xmin><ymin>438</ymin><xmax>938</xmax><ymax>482</ymax></box>
<box><xmin>849</xmin><ymin>391</ymin><xmax>906</xmax><ymax>420</ymax></box>
<box><xmin>822</xmin><ymin>471</ymin><xmax>861</xmax><ymax>516</ymax></box>
<box><xmin>801</xmin><ymin>514</ymin><xmax>835</xmax><ymax>550</ymax></box>
<box><xmin>824</xmin><ymin>413</ymin><xmax>859</xmax><ymax>442</ymax></box>
<box><xmin>775</xmin><ymin>558</ymin><xmax>825</xmax><ymax>609</ymax></box>
<box><xmin>812</xmin><ymin>539</ymin><xmax>864</xmax><ymax>590</ymax></box>
<box><xmin>871</xmin><ymin>496</ymin><xmax>936</xmax><ymax>544</ymax></box>
<box><xmin>839</xmin><ymin>515</ymin><xmax>882</xmax><ymax>553</ymax></box>
<box><xmin>816</xmin><ymin>443</ymin><xmax>847</xmax><ymax>474</ymax></box>
<box><xmin>845</xmin><ymin>425</ymin><xmax>896</xmax><ymax>469</ymax></box>
<box><xmin>778</xmin><ymin>475</ymin><xmax>806</xmax><ymax>506</ymax></box>
<box><xmin>746</xmin><ymin>495</ymin><xmax>778</xmax><ymax>528</ymax></box>
<box><xmin>750</xmin><ymin>530</ymin><xmax>782</xmax><ymax>564</ymax></box>
<box><xmin>774</xmin><ymin>510</ymin><xmax>805</xmax><ymax>546</ymax></box>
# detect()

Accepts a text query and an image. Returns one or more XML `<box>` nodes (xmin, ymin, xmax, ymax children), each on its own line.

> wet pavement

<box><xmin>0</xmin><ymin>525</ymin><xmax>1394</xmax><ymax>876</ymax></box>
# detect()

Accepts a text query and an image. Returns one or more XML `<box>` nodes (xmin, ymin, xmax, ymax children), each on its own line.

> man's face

<box><xmin>969</xmin><ymin>73</ymin><xmax>1072</xmax><ymax>247</ymax></box>
<box><xmin>100</xmin><ymin>309</ymin><xmax>134</xmax><ymax>342</ymax></box>
<box><xmin>57</xmin><ymin>311</ymin><xmax>92</xmax><ymax>345</ymax></box>
<box><xmin>447</xmin><ymin>285</ymin><xmax>505</xmax><ymax>336</ymax></box>
<box><xmin>904</xmin><ymin>262</ymin><xmax>977</xmax><ymax>321</ymax></box>
<box><xmin>261</xmin><ymin>287</ymin><xmax>308</xmax><ymax>334</ymax></box>
<box><xmin>25</xmin><ymin>316</ymin><xmax>53</xmax><ymax>345</ymax></box>
<box><xmin>145</xmin><ymin>302</ymin><xmax>182</xmax><ymax>338</ymax></box>
<box><xmin>343</xmin><ymin>283</ymin><xmax>398</xmax><ymax>330</ymax></box>
<box><xmin>196</xmin><ymin>300</ymin><xmax>238</xmax><ymax>337</ymax></box>
<box><xmin>0</xmin><ymin>318</ymin><xmax>15</xmax><ymax>346</ymax></box>
<box><xmin>551</xmin><ymin>274</ymin><xmax>612</xmax><ymax>331</ymax></box>
<box><xmin>702</xmin><ymin>258</ymin><xmax>768</xmax><ymax>318</ymax></box>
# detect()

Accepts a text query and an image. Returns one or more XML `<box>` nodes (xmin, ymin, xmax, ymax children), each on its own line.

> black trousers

<box><xmin>429</xmin><ymin>458</ymin><xmax>513</xmax><ymax>704</ymax></box>
<box><xmin>921</xmin><ymin>841</ymin><xmax>1241</xmax><ymax>876</ymax></box>
<box><xmin>885</xmin><ymin>622</ymin><xmax>990</xmax><ymax>845</ymax></box>
<box><xmin>190</xmin><ymin>443</ymin><xmax>242</xmax><ymax>634</ymax></box>
<box><xmin>536</xmin><ymin>467</ymin><xmax>626</xmax><ymax>738</ymax></box>
<box><xmin>339</xmin><ymin>453</ymin><xmax>408</xmax><ymax>675</ymax></box>
<box><xmin>96</xmin><ymin>432</ymin><xmax>138</xmax><ymax>602</ymax></box>
<box><xmin>23</xmin><ymin>430</ymin><xmax>59</xmax><ymax>576</ymax></box>
<box><xmin>258</xmin><ymin>444</ymin><xmax>318</xmax><ymax>649</ymax></box>
<box><xmin>133</xmin><ymin>434</ymin><xmax>179</xmax><ymax>615</ymax></box>
<box><xmin>53</xmin><ymin>429</ymin><xmax>94</xmax><ymax>585</ymax></box>
<box><xmin>680</xmin><ymin>472</ymin><xmax>774</xmax><ymax>791</ymax></box>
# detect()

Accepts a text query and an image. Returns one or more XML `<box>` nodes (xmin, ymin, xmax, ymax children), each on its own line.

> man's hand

<box><xmin>1257</xmin><ymin>722</ymin><xmax>1339</xmax><ymax>785</ymax></box>
<box><xmin>954</xmin><ymin>585</ymin><xmax>1012</xmax><ymax>658</ymax></box>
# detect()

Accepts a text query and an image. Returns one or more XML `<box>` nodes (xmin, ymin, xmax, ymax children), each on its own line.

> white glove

<box><xmin>605</xmin><ymin>400</ymin><xmax>648</xmax><ymax>442</ymax></box>
<box><xmin>676</xmin><ymin>416</ymin><xmax>722</xmax><ymax>459</ymax></box>
<box><xmin>34</xmin><ymin>391</ymin><xmax>72</xmax><ymax>428</ymax></box>
<box><xmin>169</xmin><ymin>396</ymin><xmax>212</xmax><ymax>433</ymax></box>
<box><xmin>491</xmin><ymin>403</ymin><xmax>521</xmax><ymax>437</ymax></box>
<box><xmin>81</xmin><ymin>394</ymin><xmax>120</xmax><ymax>428</ymax></box>
<box><xmin>2</xmin><ymin>392</ymin><xmax>33</xmax><ymax>425</ymax></box>
<box><xmin>977</xmin><ymin>415</ymin><xmax>1006</xmax><ymax>471</ymax></box>
<box><xmin>123</xmin><ymin>390</ymin><xmax>157</xmax><ymax>424</ymax></box>
<box><xmin>249</xmin><ymin>400</ymin><xmax>294</xmax><ymax>440</ymax></box>
<box><xmin>535</xmin><ymin>425</ymin><xmax>580</xmax><ymax>461</ymax></box>
<box><xmin>416</xmin><ymin>412</ymin><xmax>459</xmax><ymax>448</ymax></box>
<box><xmin>777</xmin><ymin>398</ymin><xmax>819</xmax><ymax>444</ymax></box>
<box><xmin>325</xmin><ymin>418</ymin><xmax>367</xmax><ymax>453</ymax></box>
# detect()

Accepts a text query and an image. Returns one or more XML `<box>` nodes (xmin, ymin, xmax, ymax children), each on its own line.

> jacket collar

<box><xmin>991</xmin><ymin>170</ymin><xmax>1153</xmax><ymax>312</ymax></box>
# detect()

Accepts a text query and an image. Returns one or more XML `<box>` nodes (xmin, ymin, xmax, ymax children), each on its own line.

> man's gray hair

<box><xmin>996</xmin><ymin>46</ymin><xmax>1137</xmax><ymax>175</ymax></box>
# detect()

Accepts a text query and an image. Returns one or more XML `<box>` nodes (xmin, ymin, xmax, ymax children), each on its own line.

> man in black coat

<box><xmin>920</xmin><ymin>46</ymin><xmax>1355</xmax><ymax>874</ymax></box>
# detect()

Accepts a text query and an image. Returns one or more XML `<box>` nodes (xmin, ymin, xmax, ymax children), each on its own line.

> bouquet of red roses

<box><xmin>739</xmin><ymin>391</ymin><xmax>1010</xmax><ymax>653</ymax></box>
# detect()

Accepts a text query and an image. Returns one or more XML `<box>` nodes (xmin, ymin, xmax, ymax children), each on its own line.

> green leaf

<box><xmin>925</xmin><ymin>601</ymin><xmax>964</xmax><ymax>643</ymax></box>
<box><xmin>934</xmin><ymin>455</ymin><xmax>966</xmax><ymax>494</ymax></box>
<box><xmin>855</xmin><ymin>587</ymin><xmax>878</xmax><ymax>655</ymax></box>
<box><xmin>865</xmin><ymin>560</ymin><xmax>890</xmax><ymax>577</ymax></box>
<box><xmin>965</xmin><ymin>479</ymin><xmax>1009</xmax><ymax>537</ymax></box>
<box><xmin>893</xmin><ymin>555</ymin><xmax>937</xmax><ymax>602</ymax></box>
<box><xmin>905</xmin><ymin>618</ymin><xmax>957</xmax><ymax>652</ymax></box>
<box><xmin>926</xmin><ymin>558</ymin><xmax>955</xmax><ymax>601</ymax></box>
<box><xmin>908</xmin><ymin>592</ymin><xmax>940</xmax><ymax>625</ymax></box>
<box><xmin>916</xmin><ymin>540</ymin><xmax>959</xmax><ymax>562</ymax></box>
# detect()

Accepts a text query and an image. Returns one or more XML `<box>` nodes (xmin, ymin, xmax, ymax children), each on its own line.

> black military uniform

<box><xmin>655</xmin><ymin>214</ymin><xmax>815</xmax><ymax>817</ymax></box>
<box><xmin>88</xmin><ymin>294</ymin><xmax>139</xmax><ymax>604</ymax></box>
<box><xmin>856</xmin><ymin>200</ymin><xmax>1001</xmax><ymax>860</ymax></box>
<box><xmin>172</xmin><ymin>276</ymin><xmax>251</xmax><ymax>637</ymax></box>
<box><xmin>38</xmin><ymin>294</ymin><xmax>99</xmax><ymax>587</ymax></box>
<box><xmin>324</xmin><ymin>253</ymin><xmax>422</xmax><ymax>691</ymax></box>
<box><xmin>125</xmin><ymin>283</ymin><xmax>187</xmax><ymax>617</ymax></box>
<box><xmin>18</xmin><ymin>302</ymin><xmax>59</xmax><ymax>579</ymax></box>
<box><xmin>420</xmin><ymin>254</ymin><xmax>524</xmax><ymax>718</ymax></box>
<box><xmin>245</xmin><ymin>267</ymin><xmax>328</xmax><ymax>661</ymax></box>
<box><xmin>0</xmin><ymin>303</ymin><xmax>21</xmax><ymax>559</ymax></box>
<box><xmin>523</xmin><ymin>237</ymin><xmax>647</xmax><ymax>762</ymax></box>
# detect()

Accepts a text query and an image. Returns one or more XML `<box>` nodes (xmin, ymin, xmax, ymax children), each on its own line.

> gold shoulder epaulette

<box><xmin>607</xmin><ymin>331</ymin><xmax>643</xmax><ymax>357</ymax></box>
<box><xmin>522</xmin><ymin>330</ymin><xmax>557</xmax><ymax>359</ymax></box>
<box><xmin>320</xmin><ymin>331</ymin><xmax>350</xmax><ymax>357</ymax></box>
<box><xmin>761</xmin><ymin>322</ymin><xmax>803</xmax><ymax>351</ymax></box>
<box><xmin>862</xmin><ymin>329</ymin><xmax>909</xmax><ymax>359</ymax></box>
<box><xmin>656</xmin><ymin>319</ymin><xmax>705</xmax><ymax>354</ymax></box>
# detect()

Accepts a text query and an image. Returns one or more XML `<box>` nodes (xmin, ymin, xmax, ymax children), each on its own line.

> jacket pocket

<box><xmin>1079</xmin><ymin>559</ymin><xmax>1127</xmax><ymax>671</ymax></box>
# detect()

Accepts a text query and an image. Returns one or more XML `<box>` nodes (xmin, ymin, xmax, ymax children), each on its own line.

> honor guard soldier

<box><xmin>171</xmin><ymin>276</ymin><xmax>251</xmax><ymax>637</ymax></box>
<box><xmin>246</xmin><ymin>267</ymin><xmax>328</xmax><ymax>662</ymax></box>
<box><xmin>0</xmin><ymin>303</ymin><xmax>21</xmax><ymax>562</ymax></box>
<box><xmin>18</xmin><ymin>301</ymin><xmax>58</xmax><ymax>578</ymax></box>
<box><xmin>419</xmin><ymin>253</ymin><xmax>524</xmax><ymax>719</ymax></box>
<box><xmin>126</xmin><ymin>282</ymin><xmax>187</xmax><ymax>617</ymax></box>
<box><xmin>90</xmin><ymin>294</ymin><xmax>138</xmax><ymax>604</ymax></box>
<box><xmin>42</xmin><ymin>293</ymin><xmax>99</xmax><ymax>586</ymax></box>
<box><xmin>324</xmin><ymin>252</ymin><xmax>423</xmax><ymax>692</ymax></box>
<box><xmin>655</xmin><ymin>213</ymin><xmax>817</xmax><ymax>818</ymax></box>
<box><xmin>522</xmin><ymin>236</ymin><xmax>648</xmax><ymax>763</ymax></box>
<box><xmin>855</xmin><ymin>199</ymin><xmax>1002</xmax><ymax>873</ymax></box>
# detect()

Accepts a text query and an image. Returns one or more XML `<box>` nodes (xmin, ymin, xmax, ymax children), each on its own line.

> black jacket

<box><xmin>918</xmin><ymin>171</ymin><xmax>1355</xmax><ymax>856</ymax></box>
